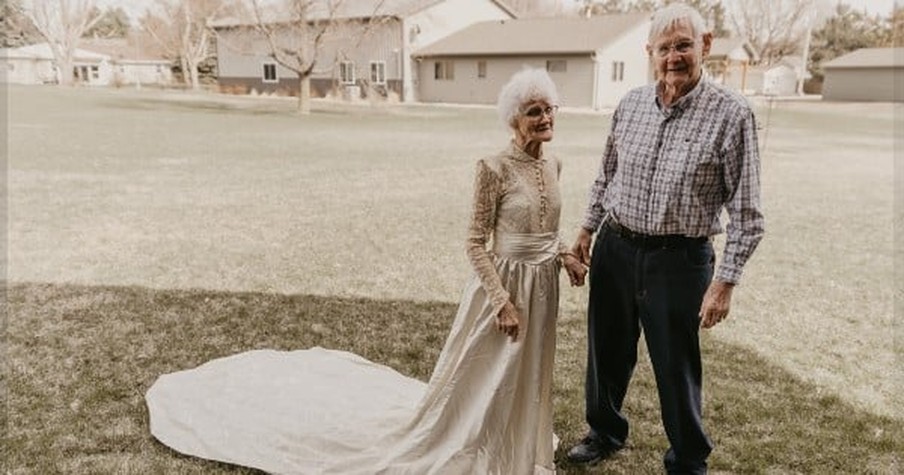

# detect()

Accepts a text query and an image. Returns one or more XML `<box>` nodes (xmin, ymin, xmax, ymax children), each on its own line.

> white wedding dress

<box><xmin>146</xmin><ymin>144</ymin><xmax>566</xmax><ymax>474</ymax></box>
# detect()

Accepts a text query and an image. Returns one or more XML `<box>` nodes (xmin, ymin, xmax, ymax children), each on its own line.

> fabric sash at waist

<box><xmin>492</xmin><ymin>232</ymin><xmax>560</xmax><ymax>265</ymax></box>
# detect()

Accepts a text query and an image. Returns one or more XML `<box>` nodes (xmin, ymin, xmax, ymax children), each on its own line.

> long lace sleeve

<box><xmin>466</xmin><ymin>159</ymin><xmax>510</xmax><ymax>316</ymax></box>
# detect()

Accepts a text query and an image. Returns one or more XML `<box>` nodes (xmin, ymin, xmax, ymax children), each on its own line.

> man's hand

<box><xmin>496</xmin><ymin>301</ymin><xmax>522</xmax><ymax>342</ymax></box>
<box><xmin>563</xmin><ymin>254</ymin><xmax>588</xmax><ymax>286</ymax></box>
<box><xmin>699</xmin><ymin>281</ymin><xmax>734</xmax><ymax>329</ymax></box>
<box><xmin>571</xmin><ymin>228</ymin><xmax>593</xmax><ymax>267</ymax></box>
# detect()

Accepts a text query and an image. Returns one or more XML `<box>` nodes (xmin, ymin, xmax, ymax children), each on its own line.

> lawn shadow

<box><xmin>4</xmin><ymin>282</ymin><xmax>901</xmax><ymax>473</ymax></box>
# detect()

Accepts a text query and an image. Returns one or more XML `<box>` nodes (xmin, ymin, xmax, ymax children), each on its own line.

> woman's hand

<box><xmin>563</xmin><ymin>253</ymin><xmax>587</xmax><ymax>286</ymax></box>
<box><xmin>496</xmin><ymin>301</ymin><xmax>522</xmax><ymax>342</ymax></box>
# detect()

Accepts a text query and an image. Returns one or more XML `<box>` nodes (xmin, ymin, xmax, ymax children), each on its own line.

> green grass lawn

<box><xmin>4</xmin><ymin>85</ymin><xmax>901</xmax><ymax>473</ymax></box>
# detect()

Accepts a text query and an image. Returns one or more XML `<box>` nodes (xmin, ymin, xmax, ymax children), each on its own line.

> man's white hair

<box><xmin>648</xmin><ymin>3</ymin><xmax>709</xmax><ymax>42</ymax></box>
<box><xmin>497</xmin><ymin>67</ymin><xmax>559</xmax><ymax>128</ymax></box>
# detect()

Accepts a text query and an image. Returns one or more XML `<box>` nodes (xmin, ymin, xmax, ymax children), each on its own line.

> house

<box><xmin>822</xmin><ymin>47</ymin><xmax>903</xmax><ymax>102</ymax></box>
<box><xmin>211</xmin><ymin>0</ymin><xmax>516</xmax><ymax>102</ymax></box>
<box><xmin>1</xmin><ymin>40</ymin><xmax>172</xmax><ymax>86</ymax></box>
<box><xmin>1</xmin><ymin>43</ymin><xmax>108</xmax><ymax>85</ymax></box>
<box><xmin>704</xmin><ymin>38</ymin><xmax>758</xmax><ymax>93</ymax></box>
<box><xmin>412</xmin><ymin>13</ymin><xmax>651</xmax><ymax>109</ymax></box>
<box><xmin>761</xmin><ymin>57</ymin><xmax>807</xmax><ymax>96</ymax></box>
<box><xmin>79</xmin><ymin>38</ymin><xmax>174</xmax><ymax>86</ymax></box>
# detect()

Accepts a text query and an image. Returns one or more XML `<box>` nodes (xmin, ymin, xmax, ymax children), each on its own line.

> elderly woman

<box><xmin>145</xmin><ymin>68</ymin><xmax>584</xmax><ymax>474</ymax></box>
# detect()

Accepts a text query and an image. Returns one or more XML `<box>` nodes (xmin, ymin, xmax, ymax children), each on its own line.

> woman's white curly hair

<box><xmin>648</xmin><ymin>3</ymin><xmax>708</xmax><ymax>42</ymax></box>
<box><xmin>497</xmin><ymin>67</ymin><xmax>559</xmax><ymax>129</ymax></box>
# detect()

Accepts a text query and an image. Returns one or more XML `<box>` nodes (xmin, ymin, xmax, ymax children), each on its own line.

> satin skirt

<box><xmin>145</xmin><ymin>232</ymin><xmax>561</xmax><ymax>474</ymax></box>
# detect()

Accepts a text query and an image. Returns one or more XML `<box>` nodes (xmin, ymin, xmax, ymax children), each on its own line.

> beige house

<box><xmin>705</xmin><ymin>38</ymin><xmax>758</xmax><ymax>93</ymax></box>
<box><xmin>212</xmin><ymin>0</ymin><xmax>516</xmax><ymax>102</ymax></box>
<box><xmin>822</xmin><ymin>47</ymin><xmax>903</xmax><ymax>102</ymax></box>
<box><xmin>412</xmin><ymin>13</ymin><xmax>651</xmax><ymax>109</ymax></box>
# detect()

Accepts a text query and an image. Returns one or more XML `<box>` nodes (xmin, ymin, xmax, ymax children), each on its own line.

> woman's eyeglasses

<box><xmin>654</xmin><ymin>40</ymin><xmax>695</xmax><ymax>58</ymax></box>
<box><xmin>523</xmin><ymin>105</ymin><xmax>558</xmax><ymax>118</ymax></box>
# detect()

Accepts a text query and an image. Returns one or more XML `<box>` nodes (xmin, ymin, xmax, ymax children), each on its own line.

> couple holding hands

<box><xmin>147</xmin><ymin>3</ymin><xmax>763</xmax><ymax>474</ymax></box>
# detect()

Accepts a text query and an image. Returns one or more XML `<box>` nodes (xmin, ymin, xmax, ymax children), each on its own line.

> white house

<box><xmin>762</xmin><ymin>58</ymin><xmax>805</xmax><ymax>96</ymax></box>
<box><xmin>412</xmin><ymin>13</ymin><xmax>651</xmax><ymax>109</ymax></box>
<box><xmin>79</xmin><ymin>38</ymin><xmax>174</xmax><ymax>86</ymax></box>
<box><xmin>1</xmin><ymin>43</ymin><xmax>109</xmax><ymax>85</ymax></box>
<box><xmin>1</xmin><ymin>41</ymin><xmax>173</xmax><ymax>86</ymax></box>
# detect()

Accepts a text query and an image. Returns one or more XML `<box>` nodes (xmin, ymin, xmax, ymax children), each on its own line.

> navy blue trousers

<box><xmin>585</xmin><ymin>225</ymin><xmax>714</xmax><ymax>474</ymax></box>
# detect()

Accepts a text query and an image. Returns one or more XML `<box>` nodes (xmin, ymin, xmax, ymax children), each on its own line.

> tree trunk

<box><xmin>187</xmin><ymin>59</ymin><xmax>201</xmax><ymax>90</ymax></box>
<box><xmin>57</xmin><ymin>56</ymin><xmax>73</xmax><ymax>86</ymax></box>
<box><xmin>297</xmin><ymin>74</ymin><xmax>311</xmax><ymax>115</ymax></box>
<box><xmin>180</xmin><ymin>57</ymin><xmax>190</xmax><ymax>86</ymax></box>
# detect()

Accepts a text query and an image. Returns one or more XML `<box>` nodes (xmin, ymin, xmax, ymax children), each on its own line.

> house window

<box><xmin>90</xmin><ymin>65</ymin><xmax>99</xmax><ymax>80</ymax></box>
<box><xmin>611</xmin><ymin>61</ymin><xmax>624</xmax><ymax>82</ymax></box>
<box><xmin>546</xmin><ymin>60</ymin><xmax>566</xmax><ymax>73</ymax></box>
<box><xmin>477</xmin><ymin>60</ymin><xmax>486</xmax><ymax>79</ymax></box>
<box><xmin>263</xmin><ymin>63</ymin><xmax>277</xmax><ymax>83</ymax></box>
<box><xmin>434</xmin><ymin>60</ymin><xmax>454</xmax><ymax>80</ymax></box>
<box><xmin>340</xmin><ymin>61</ymin><xmax>355</xmax><ymax>84</ymax></box>
<box><xmin>370</xmin><ymin>61</ymin><xmax>386</xmax><ymax>84</ymax></box>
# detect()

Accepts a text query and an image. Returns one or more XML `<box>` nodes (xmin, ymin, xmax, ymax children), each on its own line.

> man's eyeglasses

<box><xmin>523</xmin><ymin>105</ymin><xmax>558</xmax><ymax>118</ymax></box>
<box><xmin>654</xmin><ymin>40</ymin><xmax>695</xmax><ymax>58</ymax></box>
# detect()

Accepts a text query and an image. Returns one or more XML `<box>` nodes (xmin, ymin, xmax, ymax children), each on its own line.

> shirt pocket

<box><xmin>684</xmin><ymin>140</ymin><xmax>723</xmax><ymax>199</ymax></box>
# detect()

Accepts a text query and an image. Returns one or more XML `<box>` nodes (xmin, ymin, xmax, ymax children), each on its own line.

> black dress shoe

<box><xmin>566</xmin><ymin>435</ymin><xmax>620</xmax><ymax>465</ymax></box>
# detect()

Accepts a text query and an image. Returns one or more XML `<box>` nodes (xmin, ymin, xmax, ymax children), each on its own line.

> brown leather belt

<box><xmin>604</xmin><ymin>219</ymin><xmax>707</xmax><ymax>249</ymax></box>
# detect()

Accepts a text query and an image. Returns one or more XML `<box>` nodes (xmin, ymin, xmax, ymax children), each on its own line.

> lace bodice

<box><xmin>466</xmin><ymin>142</ymin><xmax>565</xmax><ymax>315</ymax></box>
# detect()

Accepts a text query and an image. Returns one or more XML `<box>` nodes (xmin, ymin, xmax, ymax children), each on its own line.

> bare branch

<box><xmin>22</xmin><ymin>0</ymin><xmax>105</xmax><ymax>85</ymax></box>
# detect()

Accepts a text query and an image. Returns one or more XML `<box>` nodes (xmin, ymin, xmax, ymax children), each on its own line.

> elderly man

<box><xmin>565</xmin><ymin>3</ymin><xmax>764</xmax><ymax>474</ymax></box>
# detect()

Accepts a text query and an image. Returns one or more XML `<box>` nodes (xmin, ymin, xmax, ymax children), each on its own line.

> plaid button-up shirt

<box><xmin>582</xmin><ymin>78</ymin><xmax>764</xmax><ymax>284</ymax></box>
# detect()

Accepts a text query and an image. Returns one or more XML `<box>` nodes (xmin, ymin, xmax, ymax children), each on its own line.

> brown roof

<box><xmin>211</xmin><ymin>0</ymin><xmax>516</xmax><ymax>28</ymax></box>
<box><xmin>823</xmin><ymin>47</ymin><xmax>904</xmax><ymax>69</ymax></box>
<box><xmin>413</xmin><ymin>13</ymin><xmax>649</xmax><ymax>57</ymax></box>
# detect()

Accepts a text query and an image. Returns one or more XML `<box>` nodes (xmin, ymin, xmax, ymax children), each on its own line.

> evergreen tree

<box><xmin>808</xmin><ymin>3</ymin><xmax>888</xmax><ymax>80</ymax></box>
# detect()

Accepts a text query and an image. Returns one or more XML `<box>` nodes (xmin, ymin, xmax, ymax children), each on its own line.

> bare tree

<box><xmin>21</xmin><ymin>0</ymin><xmax>104</xmax><ymax>85</ymax></box>
<box><xmin>2</xmin><ymin>0</ymin><xmax>41</xmax><ymax>47</ymax></box>
<box><xmin>577</xmin><ymin>0</ymin><xmax>728</xmax><ymax>36</ymax></box>
<box><xmin>222</xmin><ymin>0</ymin><xmax>388</xmax><ymax>114</ymax></box>
<box><xmin>84</xmin><ymin>6</ymin><xmax>130</xmax><ymax>38</ymax></box>
<box><xmin>729</xmin><ymin>0</ymin><xmax>816</xmax><ymax>65</ymax></box>
<box><xmin>142</xmin><ymin>0</ymin><xmax>235</xmax><ymax>90</ymax></box>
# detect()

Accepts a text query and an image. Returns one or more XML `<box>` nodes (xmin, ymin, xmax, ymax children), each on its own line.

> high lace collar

<box><xmin>507</xmin><ymin>140</ymin><xmax>545</xmax><ymax>163</ymax></box>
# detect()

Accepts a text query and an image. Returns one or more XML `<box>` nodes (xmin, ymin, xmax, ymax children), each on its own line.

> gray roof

<box><xmin>413</xmin><ymin>13</ymin><xmax>650</xmax><ymax>57</ymax></box>
<box><xmin>212</xmin><ymin>0</ymin><xmax>516</xmax><ymax>28</ymax></box>
<box><xmin>823</xmin><ymin>47</ymin><xmax>904</xmax><ymax>69</ymax></box>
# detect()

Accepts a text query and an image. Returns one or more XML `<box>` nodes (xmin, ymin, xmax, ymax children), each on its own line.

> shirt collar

<box><xmin>654</xmin><ymin>76</ymin><xmax>708</xmax><ymax>114</ymax></box>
